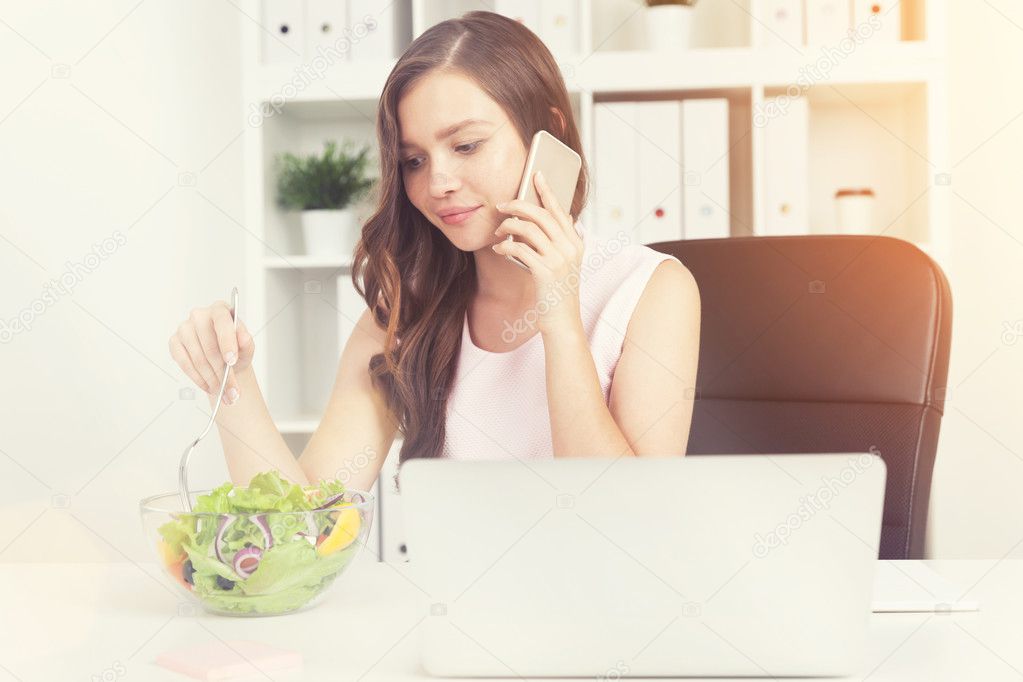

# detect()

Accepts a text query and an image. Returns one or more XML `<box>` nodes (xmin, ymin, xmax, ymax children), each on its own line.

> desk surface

<box><xmin>1</xmin><ymin>558</ymin><xmax>1021</xmax><ymax>681</ymax></box>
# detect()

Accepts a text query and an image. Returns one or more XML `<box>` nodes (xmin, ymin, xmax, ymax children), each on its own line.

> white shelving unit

<box><xmin>240</xmin><ymin>0</ymin><xmax>949</xmax><ymax>562</ymax></box>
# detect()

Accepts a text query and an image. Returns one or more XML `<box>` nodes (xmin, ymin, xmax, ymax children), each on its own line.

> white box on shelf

<box><xmin>539</xmin><ymin>0</ymin><xmax>579</xmax><ymax>55</ymax></box>
<box><xmin>306</xmin><ymin>0</ymin><xmax>350</xmax><ymax>60</ymax></box>
<box><xmin>805</xmin><ymin>0</ymin><xmax>851</xmax><ymax>45</ymax></box>
<box><xmin>681</xmin><ymin>98</ymin><xmax>730</xmax><ymax>239</ymax></box>
<box><xmin>853</xmin><ymin>0</ymin><xmax>902</xmax><ymax>43</ymax></box>
<box><xmin>635</xmin><ymin>101</ymin><xmax>683</xmax><ymax>245</ymax></box>
<box><xmin>758</xmin><ymin>0</ymin><xmax>804</xmax><ymax>49</ymax></box>
<box><xmin>261</xmin><ymin>0</ymin><xmax>306</xmax><ymax>64</ymax></box>
<box><xmin>493</xmin><ymin>1</ymin><xmax>577</xmax><ymax>55</ymax></box>
<box><xmin>492</xmin><ymin>0</ymin><xmax>542</xmax><ymax>36</ymax></box>
<box><xmin>592</xmin><ymin>101</ymin><xmax>639</xmax><ymax>240</ymax></box>
<box><xmin>348</xmin><ymin>0</ymin><xmax>401</xmax><ymax>61</ymax></box>
<box><xmin>762</xmin><ymin>95</ymin><xmax>810</xmax><ymax>235</ymax></box>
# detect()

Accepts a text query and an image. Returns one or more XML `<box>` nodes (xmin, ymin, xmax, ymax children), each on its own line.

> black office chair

<box><xmin>649</xmin><ymin>235</ymin><xmax>953</xmax><ymax>560</ymax></box>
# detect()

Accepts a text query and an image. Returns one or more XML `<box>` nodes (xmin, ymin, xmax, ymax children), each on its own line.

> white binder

<box><xmin>493</xmin><ymin>0</ymin><xmax>578</xmax><ymax>55</ymax></box>
<box><xmin>539</xmin><ymin>0</ymin><xmax>579</xmax><ymax>55</ymax></box>
<box><xmin>805</xmin><ymin>0</ymin><xmax>851</xmax><ymax>45</ymax></box>
<box><xmin>635</xmin><ymin>101</ymin><xmax>684</xmax><ymax>245</ymax></box>
<box><xmin>492</xmin><ymin>0</ymin><xmax>541</xmax><ymax>36</ymax></box>
<box><xmin>758</xmin><ymin>0</ymin><xmax>804</xmax><ymax>49</ymax></box>
<box><xmin>681</xmin><ymin>98</ymin><xmax>730</xmax><ymax>239</ymax></box>
<box><xmin>762</xmin><ymin>95</ymin><xmax>810</xmax><ymax>235</ymax></box>
<box><xmin>348</xmin><ymin>0</ymin><xmax>398</xmax><ymax>61</ymax></box>
<box><xmin>261</xmin><ymin>0</ymin><xmax>306</xmax><ymax>65</ymax></box>
<box><xmin>853</xmin><ymin>0</ymin><xmax>902</xmax><ymax>43</ymax></box>
<box><xmin>592</xmin><ymin>101</ymin><xmax>640</xmax><ymax>240</ymax></box>
<box><xmin>305</xmin><ymin>0</ymin><xmax>350</xmax><ymax>61</ymax></box>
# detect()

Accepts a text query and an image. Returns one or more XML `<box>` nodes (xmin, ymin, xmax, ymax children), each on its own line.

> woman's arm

<box><xmin>208</xmin><ymin>367</ymin><xmax>312</xmax><ymax>486</ymax></box>
<box><xmin>493</xmin><ymin>171</ymin><xmax>700</xmax><ymax>458</ymax></box>
<box><xmin>210</xmin><ymin>307</ymin><xmax>397</xmax><ymax>491</ymax></box>
<box><xmin>545</xmin><ymin>259</ymin><xmax>701</xmax><ymax>458</ymax></box>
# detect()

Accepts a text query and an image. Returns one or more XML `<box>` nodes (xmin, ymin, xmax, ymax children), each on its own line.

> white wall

<box><xmin>926</xmin><ymin>1</ymin><xmax>1023</xmax><ymax>558</ymax></box>
<box><xmin>0</xmin><ymin>1</ymin><xmax>245</xmax><ymax>562</ymax></box>
<box><xmin>0</xmin><ymin>0</ymin><xmax>1021</xmax><ymax>564</ymax></box>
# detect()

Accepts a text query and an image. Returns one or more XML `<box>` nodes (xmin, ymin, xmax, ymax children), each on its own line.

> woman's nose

<box><xmin>428</xmin><ymin>169</ymin><xmax>461</xmax><ymax>197</ymax></box>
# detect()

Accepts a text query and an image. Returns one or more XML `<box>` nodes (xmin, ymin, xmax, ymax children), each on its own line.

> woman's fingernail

<box><xmin>224</xmin><ymin>351</ymin><xmax>237</xmax><ymax>366</ymax></box>
<box><xmin>227</xmin><ymin>387</ymin><xmax>239</xmax><ymax>404</ymax></box>
<box><xmin>496</xmin><ymin>202</ymin><xmax>506</xmax><ymax>210</ymax></box>
<box><xmin>491</xmin><ymin>244</ymin><xmax>499</xmax><ymax>252</ymax></box>
<box><xmin>536</xmin><ymin>170</ymin><xmax>545</xmax><ymax>183</ymax></box>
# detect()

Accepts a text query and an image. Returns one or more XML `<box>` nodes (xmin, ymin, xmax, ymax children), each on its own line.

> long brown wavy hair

<box><xmin>351</xmin><ymin>11</ymin><xmax>590</xmax><ymax>469</ymax></box>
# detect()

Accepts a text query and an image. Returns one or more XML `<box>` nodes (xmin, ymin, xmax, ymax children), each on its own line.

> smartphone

<box><xmin>504</xmin><ymin>129</ymin><xmax>583</xmax><ymax>270</ymax></box>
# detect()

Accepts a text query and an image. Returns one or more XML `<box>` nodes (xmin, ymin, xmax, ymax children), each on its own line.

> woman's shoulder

<box><xmin>581</xmin><ymin>229</ymin><xmax>683</xmax><ymax>291</ymax></box>
<box><xmin>581</xmin><ymin>229</ymin><xmax>693</xmax><ymax>328</ymax></box>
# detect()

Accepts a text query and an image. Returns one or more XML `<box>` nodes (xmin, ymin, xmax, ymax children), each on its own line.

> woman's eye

<box><xmin>402</xmin><ymin>141</ymin><xmax>481</xmax><ymax>172</ymax></box>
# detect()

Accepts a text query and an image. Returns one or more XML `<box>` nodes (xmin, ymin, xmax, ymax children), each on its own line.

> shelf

<box><xmin>276</xmin><ymin>416</ymin><xmax>320</xmax><ymax>435</ymax></box>
<box><xmin>263</xmin><ymin>255</ymin><xmax>353</xmax><ymax>270</ymax></box>
<box><xmin>254</xmin><ymin>61</ymin><xmax>396</xmax><ymax>107</ymax></box>
<box><xmin>574</xmin><ymin>43</ymin><xmax>943</xmax><ymax>94</ymax></box>
<box><xmin>797</xmin><ymin>81</ymin><xmax>931</xmax><ymax>245</ymax></box>
<box><xmin>253</xmin><ymin>42</ymin><xmax>945</xmax><ymax>112</ymax></box>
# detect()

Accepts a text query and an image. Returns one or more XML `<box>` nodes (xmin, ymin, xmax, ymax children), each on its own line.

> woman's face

<box><xmin>397</xmin><ymin>70</ymin><xmax>527</xmax><ymax>253</ymax></box>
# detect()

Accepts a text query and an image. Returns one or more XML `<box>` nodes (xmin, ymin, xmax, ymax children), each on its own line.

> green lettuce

<box><xmin>156</xmin><ymin>471</ymin><xmax>360</xmax><ymax>615</ymax></box>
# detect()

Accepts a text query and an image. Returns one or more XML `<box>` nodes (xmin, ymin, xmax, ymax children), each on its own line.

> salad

<box><xmin>155</xmin><ymin>471</ymin><xmax>364</xmax><ymax>615</ymax></box>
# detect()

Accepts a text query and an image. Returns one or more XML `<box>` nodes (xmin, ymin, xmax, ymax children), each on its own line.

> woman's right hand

<box><xmin>168</xmin><ymin>300</ymin><xmax>254</xmax><ymax>405</ymax></box>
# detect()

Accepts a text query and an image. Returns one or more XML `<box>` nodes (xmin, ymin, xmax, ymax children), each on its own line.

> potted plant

<box><xmin>644</xmin><ymin>0</ymin><xmax>698</xmax><ymax>51</ymax></box>
<box><xmin>276</xmin><ymin>140</ymin><xmax>376</xmax><ymax>256</ymax></box>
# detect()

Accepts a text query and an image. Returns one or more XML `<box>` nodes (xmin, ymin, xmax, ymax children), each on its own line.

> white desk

<box><xmin>1</xmin><ymin>558</ymin><xmax>1021</xmax><ymax>681</ymax></box>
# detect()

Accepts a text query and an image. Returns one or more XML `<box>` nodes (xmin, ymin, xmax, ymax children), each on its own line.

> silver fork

<box><xmin>178</xmin><ymin>286</ymin><xmax>239</xmax><ymax>512</ymax></box>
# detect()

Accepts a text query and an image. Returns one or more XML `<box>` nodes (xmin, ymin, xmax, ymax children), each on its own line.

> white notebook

<box><xmin>872</xmin><ymin>561</ymin><xmax>980</xmax><ymax>613</ymax></box>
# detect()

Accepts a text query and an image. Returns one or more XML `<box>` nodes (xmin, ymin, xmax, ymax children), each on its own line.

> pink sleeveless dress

<box><xmin>440</xmin><ymin>222</ymin><xmax>682</xmax><ymax>460</ymax></box>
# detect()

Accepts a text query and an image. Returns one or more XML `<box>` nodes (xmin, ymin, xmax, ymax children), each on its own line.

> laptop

<box><xmin>398</xmin><ymin>453</ymin><xmax>886</xmax><ymax>678</ymax></box>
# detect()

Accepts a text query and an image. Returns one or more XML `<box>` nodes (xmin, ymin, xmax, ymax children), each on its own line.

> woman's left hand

<box><xmin>492</xmin><ymin>170</ymin><xmax>584</xmax><ymax>335</ymax></box>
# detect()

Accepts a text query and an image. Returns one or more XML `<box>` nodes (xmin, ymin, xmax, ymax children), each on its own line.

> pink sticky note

<box><xmin>155</xmin><ymin>639</ymin><xmax>302</xmax><ymax>680</ymax></box>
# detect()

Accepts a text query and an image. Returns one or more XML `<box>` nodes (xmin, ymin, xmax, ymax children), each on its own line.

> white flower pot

<box><xmin>645</xmin><ymin>4</ymin><xmax>694</xmax><ymax>50</ymax></box>
<box><xmin>300</xmin><ymin>208</ymin><xmax>360</xmax><ymax>256</ymax></box>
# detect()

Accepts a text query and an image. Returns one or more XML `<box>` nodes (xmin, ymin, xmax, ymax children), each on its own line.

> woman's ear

<box><xmin>550</xmin><ymin>106</ymin><xmax>566</xmax><ymax>137</ymax></box>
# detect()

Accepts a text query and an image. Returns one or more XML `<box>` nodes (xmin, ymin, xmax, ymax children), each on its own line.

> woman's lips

<box><xmin>440</xmin><ymin>205</ymin><xmax>481</xmax><ymax>225</ymax></box>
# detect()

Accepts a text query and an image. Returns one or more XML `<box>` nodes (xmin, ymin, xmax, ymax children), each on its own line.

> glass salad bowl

<box><xmin>139</xmin><ymin>472</ymin><xmax>375</xmax><ymax>617</ymax></box>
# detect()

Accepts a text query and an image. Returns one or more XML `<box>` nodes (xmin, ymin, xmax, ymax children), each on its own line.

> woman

<box><xmin>168</xmin><ymin>11</ymin><xmax>701</xmax><ymax>492</ymax></box>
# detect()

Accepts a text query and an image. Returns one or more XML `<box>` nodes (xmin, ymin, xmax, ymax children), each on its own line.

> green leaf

<box><xmin>275</xmin><ymin>139</ymin><xmax>377</xmax><ymax>211</ymax></box>
<box><xmin>169</xmin><ymin>470</ymin><xmax>358</xmax><ymax>615</ymax></box>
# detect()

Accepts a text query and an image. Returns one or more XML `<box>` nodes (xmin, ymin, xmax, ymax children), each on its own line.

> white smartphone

<box><xmin>504</xmin><ymin>129</ymin><xmax>583</xmax><ymax>270</ymax></box>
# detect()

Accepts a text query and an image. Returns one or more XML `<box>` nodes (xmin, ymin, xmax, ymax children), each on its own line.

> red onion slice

<box><xmin>232</xmin><ymin>546</ymin><xmax>263</xmax><ymax>578</ymax></box>
<box><xmin>214</xmin><ymin>514</ymin><xmax>236</xmax><ymax>564</ymax></box>
<box><xmin>313</xmin><ymin>492</ymin><xmax>346</xmax><ymax>511</ymax></box>
<box><xmin>251</xmin><ymin>514</ymin><xmax>274</xmax><ymax>549</ymax></box>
